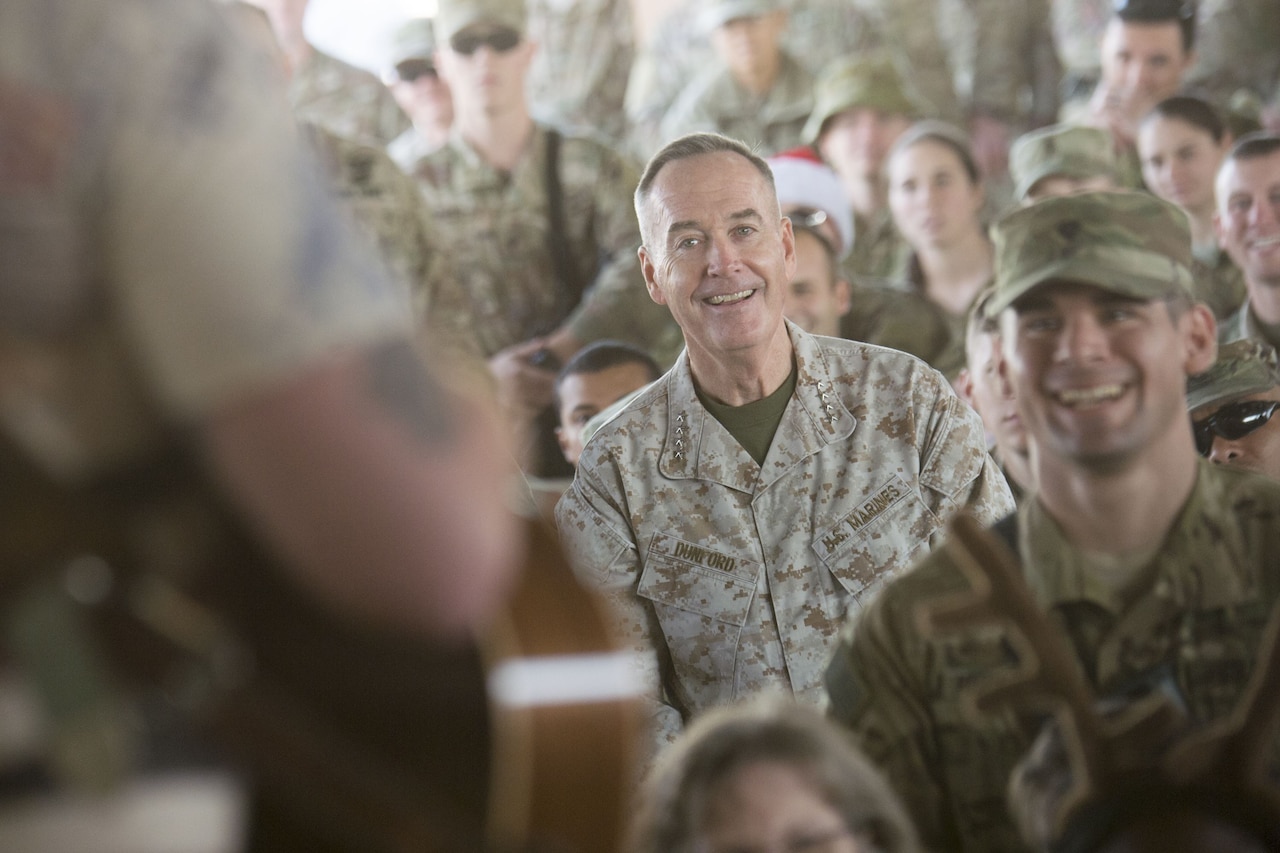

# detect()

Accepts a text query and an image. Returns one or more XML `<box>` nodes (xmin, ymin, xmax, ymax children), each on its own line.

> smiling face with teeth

<box><xmin>1215</xmin><ymin>148</ymin><xmax>1280</xmax><ymax>300</ymax></box>
<box><xmin>639</xmin><ymin>149</ymin><xmax>797</xmax><ymax>401</ymax></box>
<box><xmin>1000</xmin><ymin>281</ymin><xmax>1216</xmax><ymax>475</ymax></box>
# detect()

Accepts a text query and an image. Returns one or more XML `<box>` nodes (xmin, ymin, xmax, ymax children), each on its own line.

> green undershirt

<box><xmin>697</xmin><ymin>363</ymin><xmax>798</xmax><ymax>466</ymax></box>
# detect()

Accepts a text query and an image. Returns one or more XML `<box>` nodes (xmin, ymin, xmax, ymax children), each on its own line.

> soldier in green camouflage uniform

<box><xmin>383</xmin><ymin>18</ymin><xmax>453</xmax><ymax>172</ymax></box>
<box><xmin>526</xmin><ymin>0</ymin><xmax>634</xmax><ymax>149</ymax></box>
<box><xmin>557</xmin><ymin>134</ymin><xmax>1014</xmax><ymax>753</ymax></box>
<box><xmin>417</xmin><ymin>0</ymin><xmax>679</xmax><ymax>409</ymax></box>
<box><xmin>657</xmin><ymin>0</ymin><xmax>812</xmax><ymax>157</ymax></box>
<box><xmin>1187</xmin><ymin>339</ymin><xmax>1280</xmax><ymax>480</ymax></box>
<box><xmin>1052</xmin><ymin>0</ymin><xmax>1114</xmax><ymax>110</ymax></box>
<box><xmin>1009</xmin><ymin>123</ymin><xmax>1119</xmax><ymax>204</ymax></box>
<box><xmin>1214</xmin><ymin>135</ymin><xmax>1280</xmax><ymax>350</ymax></box>
<box><xmin>824</xmin><ymin>191</ymin><xmax>1280</xmax><ymax>852</ymax></box>
<box><xmin>251</xmin><ymin>0</ymin><xmax>410</xmax><ymax>144</ymax></box>
<box><xmin>624</xmin><ymin>0</ymin><xmax>877</xmax><ymax>159</ymax></box>
<box><xmin>804</xmin><ymin>54</ymin><xmax>918</xmax><ymax>289</ymax></box>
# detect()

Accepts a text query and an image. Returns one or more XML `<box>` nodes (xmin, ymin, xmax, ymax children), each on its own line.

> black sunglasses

<box><xmin>450</xmin><ymin>28</ymin><xmax>521</xmax><ymax>56</ymax></box>
<box><xmin>1192</xmin><ymin>399</ymin><xmax>1280</xmax><ymax>456</ymax></box>
<box><xmin>394</xmin><ymin>59</ymin><xmax>438</xmax><ymax>83</ymax></box>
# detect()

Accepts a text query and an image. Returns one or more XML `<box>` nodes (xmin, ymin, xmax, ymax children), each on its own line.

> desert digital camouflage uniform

<box><xmin>415</xmin><ymin>126</ymin><xmax>681</xmax><ymax>365</ymax></box>
<box><xmin>526</xmin><ymin>0</ymin><xmax>634</xmax><ymax>148</ymax></box>
<box><xmin>849</xmin><ymin>0</ymin><xmax>1061</xmax><ymax>130</ymax></box>
<box><xmin>289</xmin><ymin>48</ymin><xmax>410</xmax><ymax>146</ymax></box>
<box><xmin>658</xmin><ymin>52</ymin><xmax>813</xmax><ymax>157</ymax></box>
<box><xmin>625</xmin><ymin>0</ymin><xmax>877</xmax><ymax>158</ymax></box>
<box><xmin>825</xmin><ymin>463</ymin><xmax>1280</xmax><ymax>852</ymax></box>
<box><xmin>556</xmin><ymin>322</ymin><xmax>1014</xmax><ymax>749</ymax></box>
<box><xmin>1187</xmin><ymin>0</ymin><xmax>1280</xmax><ymax>123</ymax></box>
<box><xmin>842</xmin><ymin>209</ymin><xmax>908</xmax><ymax>288</ymax></box>
<box><xmin>302</xmin><ymin>122</ymin><xmax>434</xmax><ymax>319</ymax></box>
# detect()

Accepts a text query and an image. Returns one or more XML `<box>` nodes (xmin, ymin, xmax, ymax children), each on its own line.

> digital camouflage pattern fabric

<box><xmin>289</xmin><ymin>48</ymin><xmax>410</xmax><ymax>146</ymax></box>
<box><xmin>556</xmin><ymin>324</ymin><xmax>1014</xmax><ymax>751</ymax></box>
<box><xmin>414</xmin><ymin>125</ymin><xmax>680</xmax><ymax>365</ymax></box>
<box><xmin>826</xmin><ymin>462</ymin><xmax>1280</xmax><ymax>852</ymax></box>
<box><xmin>302</xmin><ymin>123</ymin><xmax>435</xmax><ymax>320</ymax></box>
<box><xmin>526</xmin><ymin>0</ymin><xmax>634</xmax><ymax>147</ymax></box>
<box><xmin>658</xmin><ymin>51</ymin><xmax>814</xmax><ymax>158</ymax></box>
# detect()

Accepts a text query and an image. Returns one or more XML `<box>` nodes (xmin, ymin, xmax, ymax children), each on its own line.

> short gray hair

<box><xmin>634</xmin><ymin>133</ymin><xmax>777</xmax><ymax>249</ymax></box>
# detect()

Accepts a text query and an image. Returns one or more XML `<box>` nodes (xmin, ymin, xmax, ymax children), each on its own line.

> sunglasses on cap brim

<box><xmin>450</xmin><ymin>28</ymin><xmax>521</xmax><ymax>56</ymax></box>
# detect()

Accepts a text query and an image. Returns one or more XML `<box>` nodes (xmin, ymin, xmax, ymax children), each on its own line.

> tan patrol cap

<box><xmin>986</xmin><ymin>191</ymin><xmax>1195</xmax><ymax>316</ymax></box>
<box><xmin>434</xmin><ymin>0</ymin><xmax>526</xmax><ymax>45</ymax></box>
<box><xmin>388</xmin><ymin>17</ymin><xmax>436</xmax><ymax>67</ymax></box>
<box><xmin>1009</xmin><ymin>124</ymin><xmax>1116</xmax><ymax>202</ymax></box>
<box><xmin>701</xmin><ymin>0</ymin><xmax>781</xmax><ymax>32</ymax></box>
<box><xmin>1186</xmin><ymin>339</ymin><xmax>1280</xmax><ymax>412</ymax></box>
<box><xmin>803</xmin><ymin>54</ymin><xmax>920</xmax><ymax>145</ymax></box>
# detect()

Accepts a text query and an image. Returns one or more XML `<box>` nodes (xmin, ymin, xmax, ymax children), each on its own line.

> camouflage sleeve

<box><xmin>825</xmin><ymin>576</ymin><xmax>958</xmax><ymax>848</ymax></box>
<box><xmin>561</xmin><ymin>142</ymin><xmax>681</xmax><ymax>363</ymax></box>
<box><xmin>555</xmin><ymin>468</ymin><xmax>685</xmax><ymax>754</ymax></box>
<box><xmin>916</xmin><ymin>373</ymin><xmax>1017</xmax><ymax>532</ymax></box>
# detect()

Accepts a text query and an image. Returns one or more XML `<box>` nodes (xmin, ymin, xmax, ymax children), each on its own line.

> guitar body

<box><xmin>1</xmin><ymin>437</ymin><xmax>639</xmax><ymax>852</ymax></box>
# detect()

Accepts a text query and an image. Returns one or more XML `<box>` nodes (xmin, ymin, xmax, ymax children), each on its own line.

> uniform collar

<box><xmin>658</xmin><ymin>321</ymin><xmax>858</xmax><ymax>492</ymax></box>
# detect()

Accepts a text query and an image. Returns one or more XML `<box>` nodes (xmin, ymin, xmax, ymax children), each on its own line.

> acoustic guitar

<box><xmin>0</xmin><ymin>436</ymin><xmax>641</xmax><ymax>852</ymax></box>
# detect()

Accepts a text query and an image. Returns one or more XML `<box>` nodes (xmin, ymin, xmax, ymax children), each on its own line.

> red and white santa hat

<box><xmin>766</xmin><ymin>146</ymin><xmax>855</xmax><ymax>260</ymax></box>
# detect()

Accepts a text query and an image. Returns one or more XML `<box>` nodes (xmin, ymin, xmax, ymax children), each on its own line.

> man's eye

<box><xmin>1101</xmin><ymin>307</ymin><xmax>1135</xmax><ymax>323</ymax></box>
<box><xmin>1022</xmin><ymin>315</ymin><xmax>1060</xmax><ymax>333</ymax></box>
<box><xmin>677</xmin><ymin>236</ymin><xmax>701</xmax><ymax>249</ymax></box>
<box><xmin>734</xmin><ymin>225</ymin><xmax>755</xmax><ymax>237</ymax></box>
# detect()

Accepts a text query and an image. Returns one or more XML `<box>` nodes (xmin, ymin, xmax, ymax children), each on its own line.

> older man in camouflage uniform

<box><xmin>826</xmin><ymin>191</ymin><xmax>1280</xmax><ymax>851</ymax></box>
<box><xmin>248</xmin><ymin>0</ymin><xmax>409</xmax><ymax>144</ymax></box>
<box><xmin>417</xmin><ymin>0</ymin><xmax>677</xmax><ymax>468</ymax></box>
<box><xmin>557</xmin><ymin>133</ymin><xmax>1014</xmax><ymax>753</ymax></box>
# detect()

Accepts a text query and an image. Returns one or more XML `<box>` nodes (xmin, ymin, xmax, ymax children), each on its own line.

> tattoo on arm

<box><xmin>366</xmin><ymin>342</ymin><xmax>455</xmax><ymax>445</ymax></box>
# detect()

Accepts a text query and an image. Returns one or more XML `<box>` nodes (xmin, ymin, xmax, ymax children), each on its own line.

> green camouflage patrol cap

<box><xmin>986</xmin><ymin>191</ymin><xmax>1196</xmax><ymax>316</ymax></box>
<box><xmin>1009</xmin><ymin>124</ymin><xmax>1116</xmax><ymax>202</ymax></box>
<box><xmin>701</xmin><ymin>0</ymin><xmax>781</xmax><ymax>32</ymax></box>
<box><xmin>1186</xmin><ymin>339</ymin><xmax>1280</xmax><ymax>411</ymax></box>
<box><xmin>434</xmin><ymin>0</ymin><xmax>526</xmax><ymax>45</ymax></box>
<box><xmin>803</xmin><ymin>54</ymin><xmax>919</xmax><ymax>145</ymax></box>
<box><xmin>389</xmin><ymin>17</ymin><xmax>436</xmax><ymax>67</ymax></box>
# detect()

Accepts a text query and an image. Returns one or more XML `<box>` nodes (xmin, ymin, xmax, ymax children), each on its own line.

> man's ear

<box><xmin>1182</xmin><ymin>302</ymin><xmax>1219</xmax><ymax>376</ymax></box>
<box><xmin>554</xmin><ymin>425</ymin><xmax>573</xmax><ymax>465</ymax></box>
<box><xmin>954</xmin><ymin>367</ymin><xmax>976</xmax><ymax>407</ymax></box>
<box><xmin>833</xmin><ymin>277</ymin><xmax>852</xmax><ymax>318</ymax></box>
<box><xmin>639</xmin><ymin>246</ymin><xmax>666</xmax><ymax>306</ymax></box>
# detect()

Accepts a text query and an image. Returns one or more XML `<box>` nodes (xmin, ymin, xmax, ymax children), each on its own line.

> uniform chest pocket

<box><xmin>812</xmin><ymin>476</ymin><xmax>940</xmax><ymax>598</ymax></box>
<box><xmin>637</xmin><ymin>533</ymin><xmax>760</xmax><ymax>627</ymax></box>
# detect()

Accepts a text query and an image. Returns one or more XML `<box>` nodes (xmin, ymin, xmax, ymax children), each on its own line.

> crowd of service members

<box><xmin>237</xmin><ymin>0</ymin><xmax>1280</xmax><ymax>851</ymax></box>
<box><xmin>6</xmin><ymin>0</ymin><xmax>1280</xmax><ymax>851</ymax></box>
